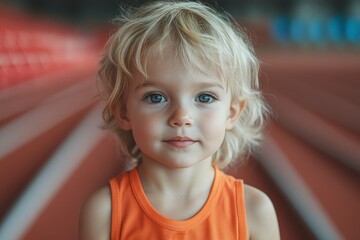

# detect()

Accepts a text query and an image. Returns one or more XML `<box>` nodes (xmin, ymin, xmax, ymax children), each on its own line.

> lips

<box><xmin>163</xmin><ymin>136</ymin><xmax>196</xmax><ymax>148</ymax></box>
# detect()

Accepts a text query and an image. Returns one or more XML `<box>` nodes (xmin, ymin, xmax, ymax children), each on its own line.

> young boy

<box><xmin>79</xmin><ymin>1</ymin><xmax>280</xmax><ymax>239</ymax></box>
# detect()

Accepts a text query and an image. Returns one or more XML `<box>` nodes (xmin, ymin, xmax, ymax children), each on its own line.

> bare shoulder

<box><xmin>244</xmin><ymin>184</ymin><xmax>280</xmax><ymax>240</ymax></box>
<box><xmin>78</xmin><ymin>186</ymin><xmax>112</xmax><ymax>240</ymax></box>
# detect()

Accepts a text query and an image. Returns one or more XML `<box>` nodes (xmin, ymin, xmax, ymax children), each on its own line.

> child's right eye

<box><xmin>143</xmin><ymin>93</ymin><xmax>167</xmax><ymax>104</ymax></box>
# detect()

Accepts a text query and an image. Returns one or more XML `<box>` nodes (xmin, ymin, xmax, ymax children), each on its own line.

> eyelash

<box><xmin>142</xmin><ymin>92</ymin><xmax>218</xmax><ymax>104</ymax></box>
<box><xmin>143</xmin><ymin>93</ymin><xmax>167</xmax><ymax>104</ymax></box>
<box><xmin>195</xmin><ymin>93</ymin><xmax>218</xmax><ymax>103</ymax></box>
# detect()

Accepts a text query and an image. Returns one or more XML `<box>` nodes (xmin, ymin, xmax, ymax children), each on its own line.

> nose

<box><xmin>168</xmin><ymin>106</ymin><xmax>193</xmax><ymax>127</ymax></box>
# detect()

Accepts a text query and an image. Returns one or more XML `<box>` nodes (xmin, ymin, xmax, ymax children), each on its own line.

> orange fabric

<box><xmin>109</xmin><ymin>167</ymin><xmax>248</xmax><ymax>240</ymax></box>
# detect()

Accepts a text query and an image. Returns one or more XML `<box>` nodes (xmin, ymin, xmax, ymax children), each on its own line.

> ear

<box><xmin>226</xmin><ymin>100</ymin><xmax>245</xmax><ymax>130</ymax></box>
<box><xmin>114</xmin><ymin>105</ymin><xmax>132</xmax><ymax>131</ymax></box>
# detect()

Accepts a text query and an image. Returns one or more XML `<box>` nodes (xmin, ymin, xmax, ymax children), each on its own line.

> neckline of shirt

<box><xmin>129</xmin><ymin>165</ymin><xmax>224</xmax><ymax>231</ymax></box>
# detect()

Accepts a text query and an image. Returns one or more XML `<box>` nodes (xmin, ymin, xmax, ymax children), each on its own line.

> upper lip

<box><xmin>164</xmin><ymin>136</ymin><xmax>195</xmax><ymax>142</ymax></box>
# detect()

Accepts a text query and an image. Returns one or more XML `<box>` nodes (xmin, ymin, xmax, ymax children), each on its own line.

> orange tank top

<box><xmin>109</xmin><ymin>166</ymin><xmax>248</xmax><ymax>240</ymax></box>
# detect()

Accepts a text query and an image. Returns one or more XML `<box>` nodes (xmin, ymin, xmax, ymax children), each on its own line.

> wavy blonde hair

<box><xmin>98</xmin><ymin>0</ymin><xmax>268</xmax><ymax>169</ymax></box>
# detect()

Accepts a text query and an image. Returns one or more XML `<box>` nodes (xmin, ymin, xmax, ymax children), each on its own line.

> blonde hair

<box><xmin>98</xmin><ymin>0</ymin><xmax>268</xmax><ymax>169</ymax></box>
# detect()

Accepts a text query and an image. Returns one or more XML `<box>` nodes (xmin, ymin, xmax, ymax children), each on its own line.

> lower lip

<box><xmin>165</xmin><ymin>140</ymin><xmax>195</xmax><ymax>148</ymax></box>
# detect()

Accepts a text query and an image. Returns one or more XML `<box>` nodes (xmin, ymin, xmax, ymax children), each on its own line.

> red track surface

<box><xmin>0</xmin><ymin>11</ymin><xmax>359</xmax><ymax>239</ymax></box>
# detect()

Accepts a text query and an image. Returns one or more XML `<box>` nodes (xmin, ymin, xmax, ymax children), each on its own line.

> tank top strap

<box><xmin>109</xmin><ymin>176</ymin><xmax>122</xmax><ymax>240</ymax></box>
<box><xmin>235</xmin><ymin>180</ymin><xmax>248</xmax><ymax>240</ymax></box>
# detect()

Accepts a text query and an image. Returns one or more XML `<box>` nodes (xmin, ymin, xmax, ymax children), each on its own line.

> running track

<box><xmin>0</xmin><ymin>9</ymin><xmax>359</xmax><ymax>240</ymax></box>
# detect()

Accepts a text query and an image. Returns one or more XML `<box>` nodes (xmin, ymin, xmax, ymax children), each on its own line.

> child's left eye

<box><xmin>195</xmin><ymin>93</ymin><xmax>216</xmax><ymax>103</ymax></box>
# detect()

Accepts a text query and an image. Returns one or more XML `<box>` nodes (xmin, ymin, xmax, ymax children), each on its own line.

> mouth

<box><xmin>163</xmin><ymin>137</ymin><xmax>197</xmax><ymax>148</ymax></box>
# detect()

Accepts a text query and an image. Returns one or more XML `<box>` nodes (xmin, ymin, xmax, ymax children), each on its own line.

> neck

<box><xmin>137</xmin><ymin>157</ymin><xmax>215</xmax><ymax>198</ymax></box>
<box><xmin>136</xmin><ymin>157</ymin><xmax>216</xmax><ymax>220</ymax></box>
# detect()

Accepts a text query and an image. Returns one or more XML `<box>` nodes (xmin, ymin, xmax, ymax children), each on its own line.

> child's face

<box><xmin>118</xmin><ymin>49</ymin><xmax>241</xmax><ymax>169</ymax></box>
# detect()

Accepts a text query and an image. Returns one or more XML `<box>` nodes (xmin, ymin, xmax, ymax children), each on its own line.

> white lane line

<box><xmin>0</xmin><ymin>79</ymin><xmax>97</xmax><ymax>160</ymax></box>
<box><xmin>269</xmin><ymin>94</ymin><xmax>360</xmax><ymax>173</ymax></box>
<box><xmin>0</xmin><ymin>65</ymin><xmax>95</xmax><ymax>121</ymax></box>
<box><xmin>0</xmin><ymin>105</ymin><xmax>106</xmax><ymax>240</ymax></box>
<box><xmin>256</xmin><ymin>133</ymin><xmax>344</xmax><ymax>240</ymax></box>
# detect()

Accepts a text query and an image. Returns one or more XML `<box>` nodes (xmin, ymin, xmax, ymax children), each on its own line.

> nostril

<box><xmin>169</xmin><ymin>117</ymin><xmax>193</xmax><ymax>127</ymax></box>
<box><xmin>168</xmin><ymin>106</ymin><xmax>193</xmax><ymax>127</ymax></box>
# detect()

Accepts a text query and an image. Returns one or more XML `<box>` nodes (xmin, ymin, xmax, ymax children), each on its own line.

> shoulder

<box><xmin>78</xmin><ymin>186</ymin><xmax>112</xmax><ymax>240</ymax></box>
<box><xmin>244</xmin><ymin>184</ymin><xmax>280</xmax><ymax>240</ymax></box>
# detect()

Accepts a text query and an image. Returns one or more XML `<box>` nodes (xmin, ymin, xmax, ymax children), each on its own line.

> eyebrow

<box><xmin>134</xmin><ymin>80</ymin><xmax>225</xmax><ymax>90</ymax></box>
<box><xmin>196</xmin><ymin>81</ymin><xmax>225</xmax><ymax>90</ymax></box>
<box><xmin>134</xmin><ymin>81</ymin><xmax>157</xmax><ymax>90</ymax></box>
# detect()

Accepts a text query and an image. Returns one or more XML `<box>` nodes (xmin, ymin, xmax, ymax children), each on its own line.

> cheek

<box><xmin>130</xmin><ymin>112</ymin><xmax>163</xmax><ymax>143</ymax></box>
<box><xmin>198</xmin><ymin>110</ymin><xmax>228</xmax><ymax>139</ymax></box>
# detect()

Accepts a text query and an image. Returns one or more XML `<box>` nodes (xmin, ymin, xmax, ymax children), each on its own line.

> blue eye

<box><xmin>144</xmin><ymin>93</ymin><xmax>167</xmax><ymax>104</ymax></box>
<box><xmin>195</xmin><ymin>93</ymin><xmax>216</xmax><ymax>103</ymax></box>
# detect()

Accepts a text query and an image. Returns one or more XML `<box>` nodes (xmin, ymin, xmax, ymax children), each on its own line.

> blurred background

<box><xmin>0</xmin><ymin>0</ymin><xmax>359</xmax><ymax>239</ymax></box>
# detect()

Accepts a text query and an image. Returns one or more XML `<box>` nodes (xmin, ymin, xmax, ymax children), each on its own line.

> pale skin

<box><xmin>79</xmin><ymin>49</ymin><xmax>280</xmax><ymax>240</ymax></box>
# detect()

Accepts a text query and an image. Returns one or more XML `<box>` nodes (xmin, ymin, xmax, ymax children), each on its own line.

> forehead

<box><xmin>134</xmin><ymin>44</ymin><xmax>225</xmax><ymax>84</ymax></box>
<box><xmin>132</xmin><ymin>49</ymin><xmax>225</xmax><ymax>89</ymax></box>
